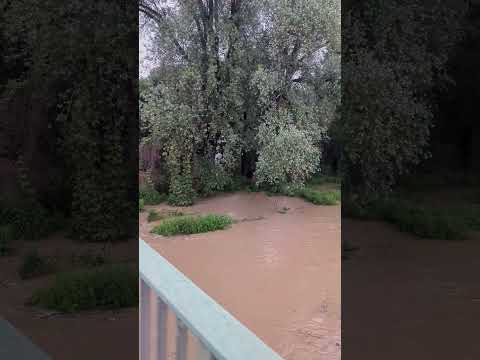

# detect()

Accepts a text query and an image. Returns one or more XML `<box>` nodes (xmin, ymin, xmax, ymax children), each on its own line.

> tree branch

<box><xmin>139</xmin><ymin>1</ymin><xmax>189</xmax><ymax>62</ymax></box>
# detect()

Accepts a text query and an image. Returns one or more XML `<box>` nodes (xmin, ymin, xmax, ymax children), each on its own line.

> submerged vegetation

<box><xmin>147</xmin><ymin>209</ymin><xmax>184</xmax><ymax>223</ymax></box>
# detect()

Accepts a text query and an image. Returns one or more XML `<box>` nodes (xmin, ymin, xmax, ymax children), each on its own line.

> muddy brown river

<box><xmin>140</xmin><ymin>192</ymin><xmax>341</xmax><ymax>360</ymax></box>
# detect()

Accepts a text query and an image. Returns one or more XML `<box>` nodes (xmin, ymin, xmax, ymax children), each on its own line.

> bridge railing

<box><xmin>139</xmin><ymin>239</ymin><xmax>284</xmax><ymax>360</ymax></box>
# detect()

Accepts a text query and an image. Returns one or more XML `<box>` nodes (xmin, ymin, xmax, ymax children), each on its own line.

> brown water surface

<box><xmin>140</xmin><ymin>192</ymin><xmax>341</xmax><ymax>360</ymax></box>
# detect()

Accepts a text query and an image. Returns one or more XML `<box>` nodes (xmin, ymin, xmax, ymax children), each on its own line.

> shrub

<box><xmin>152</xmin><ymin>214</ymin><xmax>233</xmax><ymax>236</ymax></box>
<box><xmin>167</xmin><ymin>176</ymin><xmax>196</xmax><ymax>206</ymax></box>
<box><xmin>196</xmin><ymin>161</ymin><xmax>235</xmax><ymax>197</ymax></box>
<box><xmin>139</xmin><ymin>198</ymin><xmax>145</xmax><ymax>212</ymax></box>
<box><xmin>139</xmin><ymin>186</ymin><xmax>166</xmax><ymax>205</ymax></box>
<box><xmin>30</xmin><ymin>264</ymin><xmax>138</xmax><ymax>313</ymax></box>
<box><xmin>0</xmin><ymin>205</ymin><xmax>64</xmax><ymax>241</ymax></box>
<box><xmin>19</xmin><ymin>250</ymin><xmax>55</xmax><ymax>279</ymax></box>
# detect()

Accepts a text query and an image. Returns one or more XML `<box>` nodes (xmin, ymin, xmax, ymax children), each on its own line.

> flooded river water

<box><xmin>140</xmin><ymin>192</ymin><xmax>341</xmax><ymax>360</ymax></box>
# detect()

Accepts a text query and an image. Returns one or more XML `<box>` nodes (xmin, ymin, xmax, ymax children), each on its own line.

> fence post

<box><xmin>140</xmin><ymin>279</ymin><xmax>151</xmax><ymax>360</ymax></box>
<box><xmin>176</xmin><ymin>317</ymin><xmax>188</xmax><ymax>360</ymax></box>
<box><xmin>155</xmin><ymin>297</ymin><xmax>168</xmax><ymax>360</ymax></box>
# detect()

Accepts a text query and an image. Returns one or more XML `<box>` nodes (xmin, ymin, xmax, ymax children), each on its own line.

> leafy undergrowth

<box><xmin>147</xmin><ymin>209</ymin><xmax>184</xmax><ymax>223</ymax></box>
<box><xmin>151</xmin><ymin>214</ymin><xmax>233</xmax><ymax>236</ymax></box>
<box><xmin>266</xmin><ymin>181</ymin><xmax>341</xmax><ymax>206</ymax></box>
<box><xmin>140</xmin><ymin>186</ymin><xmax>166</xmax><ymax>205</ymax></box>
<box><xmin>30</xmin><ymin>264</ymin><xmax>138</xmax><ymax>313</ymax></box>
<box><xmin>343</xmin><ymin>197</ymin><xmax>476</xmax><ymax>241</ymax></box>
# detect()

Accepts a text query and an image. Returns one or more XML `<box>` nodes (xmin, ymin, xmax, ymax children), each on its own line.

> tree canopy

<box><xmin>139</xmin><ymin>0</ymin><xmax>341</xmax><ymax>204</ymax></box>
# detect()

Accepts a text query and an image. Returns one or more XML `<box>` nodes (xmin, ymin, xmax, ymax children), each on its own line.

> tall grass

<box><xmin>30</xmin><ymin>264</ymin><xmax>138</xmax><ymax>313</ymax></box>
<box><xmin>298</xmin><ymin>188</ymin><xmax>341</xmax><ymax>205</ymax></box>
<box><xmin>152</xmin><ymin>214</ymin><xmax>233</xmax><ymax>236</ymax></box>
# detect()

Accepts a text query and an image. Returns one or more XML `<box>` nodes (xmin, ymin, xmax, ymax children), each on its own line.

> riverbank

<box><xmin>140</xmin><ymin>191</ymin><xmax>341</xmax><ymax>360</ymax></box>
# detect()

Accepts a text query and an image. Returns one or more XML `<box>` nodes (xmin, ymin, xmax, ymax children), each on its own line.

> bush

<box><xmin>0</xmin><ymin>204</ymin><xmax>65</xmax><ymax>241</ymax></box>
<box><xmin>19</xmin><ymin>250</ymin><xmax>55</xmax><ymax>279</ymax></box>
<box><xmin>152</xmin><ymin>214</ymin><xmax>233</xmax><ymax>236</ymax></box>
<box><xmin>167</xmin><ymin>176</ymin><xmax>196</xmax><ymax>206</ymax></box>
<box><xmin>139</xmin><ymin>186</ymin><xmax>166</xmax><ymax>205</ymax></box>
<box><xmin>139</xmin><ymin>198</ymin><xmax>145</xmax><ymax>212</ymax></box>
<box><xmin>196</xmin><ymin>162</ymin><xmax>235</xmax><ymax>197</ymax></box>
<box><xmin>30</xmin><ymin>264</ymin><xmax>138</xmax><ymax>313</ymax></box>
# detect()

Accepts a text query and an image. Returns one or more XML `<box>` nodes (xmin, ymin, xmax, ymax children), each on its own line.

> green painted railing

<box><xmin>139</xmin><ymin>239</ymin><xmax>284</xmax><ymax>360</ymax></box>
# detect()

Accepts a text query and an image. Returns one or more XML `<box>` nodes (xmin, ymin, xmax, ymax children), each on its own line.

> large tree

<box><xmin>339</xmin><ymin>0</ymin><xmax>466</xmax><ymax>202</ymax></box>
<box><xmin>140</xmin><ymin>0</ymin><xmax>340</xmax><ymax>203</ymax></box>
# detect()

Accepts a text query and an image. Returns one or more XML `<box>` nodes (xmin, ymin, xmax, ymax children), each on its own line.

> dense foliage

<box><xmin>339</xmin><ymin>0</ymin><xmax>466</xmax><ymax>202</ymax></box>
<box><xmin>1</xmin><ymin>1</ymin><xmax>138</xmax><ymax>241</ymax></box>
<box><xmin>140</xmin><ymin>0</ymin><xmax>340</xmax><ymax>204</ymax></box>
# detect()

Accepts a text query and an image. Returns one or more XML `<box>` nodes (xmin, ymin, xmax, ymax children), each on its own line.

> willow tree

<box><xmin>340</xmin><ymin>0</ymin><xmax>466</xmax><ymax>203</ymax></box>
<box><xmin>140</xmin><ymin>0</ymin><xmax>340</xmax><ymax>203</ymax></box>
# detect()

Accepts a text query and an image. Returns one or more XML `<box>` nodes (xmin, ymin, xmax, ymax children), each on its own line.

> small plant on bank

<box><xmin>139</xmin><ymin>198</ymin><xmax>145</xmax><ymax>212</ymax></box>
<box><xmin>152</xmin><ymin>214</ymin><xmax>234</xmax><ymax>236</ymax></box>
<box><xmin>30</xmin><ymin>264</ymin><xmax>138</xmax><ymax>313</ymax></box>
<box><xmin>19</xmin><ymin>250</ymin><xmax>55</xmax><ymax>279</ymax></box>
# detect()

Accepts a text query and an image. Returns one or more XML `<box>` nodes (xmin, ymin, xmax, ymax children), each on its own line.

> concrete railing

<box><xmin>139</xmin><ymin>239</ymin><xmax>284</xmax><ymax>360</ymax></box>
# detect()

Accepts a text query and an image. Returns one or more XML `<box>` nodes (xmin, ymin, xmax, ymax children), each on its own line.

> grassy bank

<box><xmin>343</xmin><ymin>191</ymin><xmax>480</xmax><ymax>241</ymax></box>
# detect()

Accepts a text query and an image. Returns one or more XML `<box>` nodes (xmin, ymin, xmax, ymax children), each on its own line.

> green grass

<box><xmin>152</xmin><ymin>214</ymin><xmax>234</xmax><ymax>236</ymax></box>
<box><xmin>308</xmin><ymin>175</ymin><xmax>341</xmax><ymax>186</ymax></box>
<box><xmin>147</xmin><ymin>209</ymin><xmax>184</xmax><ymax>222</ymax></box>
<box><xmin>298</xmin><ymin>188</ymin><xmax>341</xmax><ymax>205</ymax></box>
<box><xmin>30</xmin><ymin>264</ymin><xmax>138</xmax><ymax>313</ymax></box>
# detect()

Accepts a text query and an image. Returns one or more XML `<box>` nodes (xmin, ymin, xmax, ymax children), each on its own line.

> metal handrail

<box><xmin>139</xmin><ymin>238</ymin><xmax>284</xmax><ymax>360</ymax></box>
